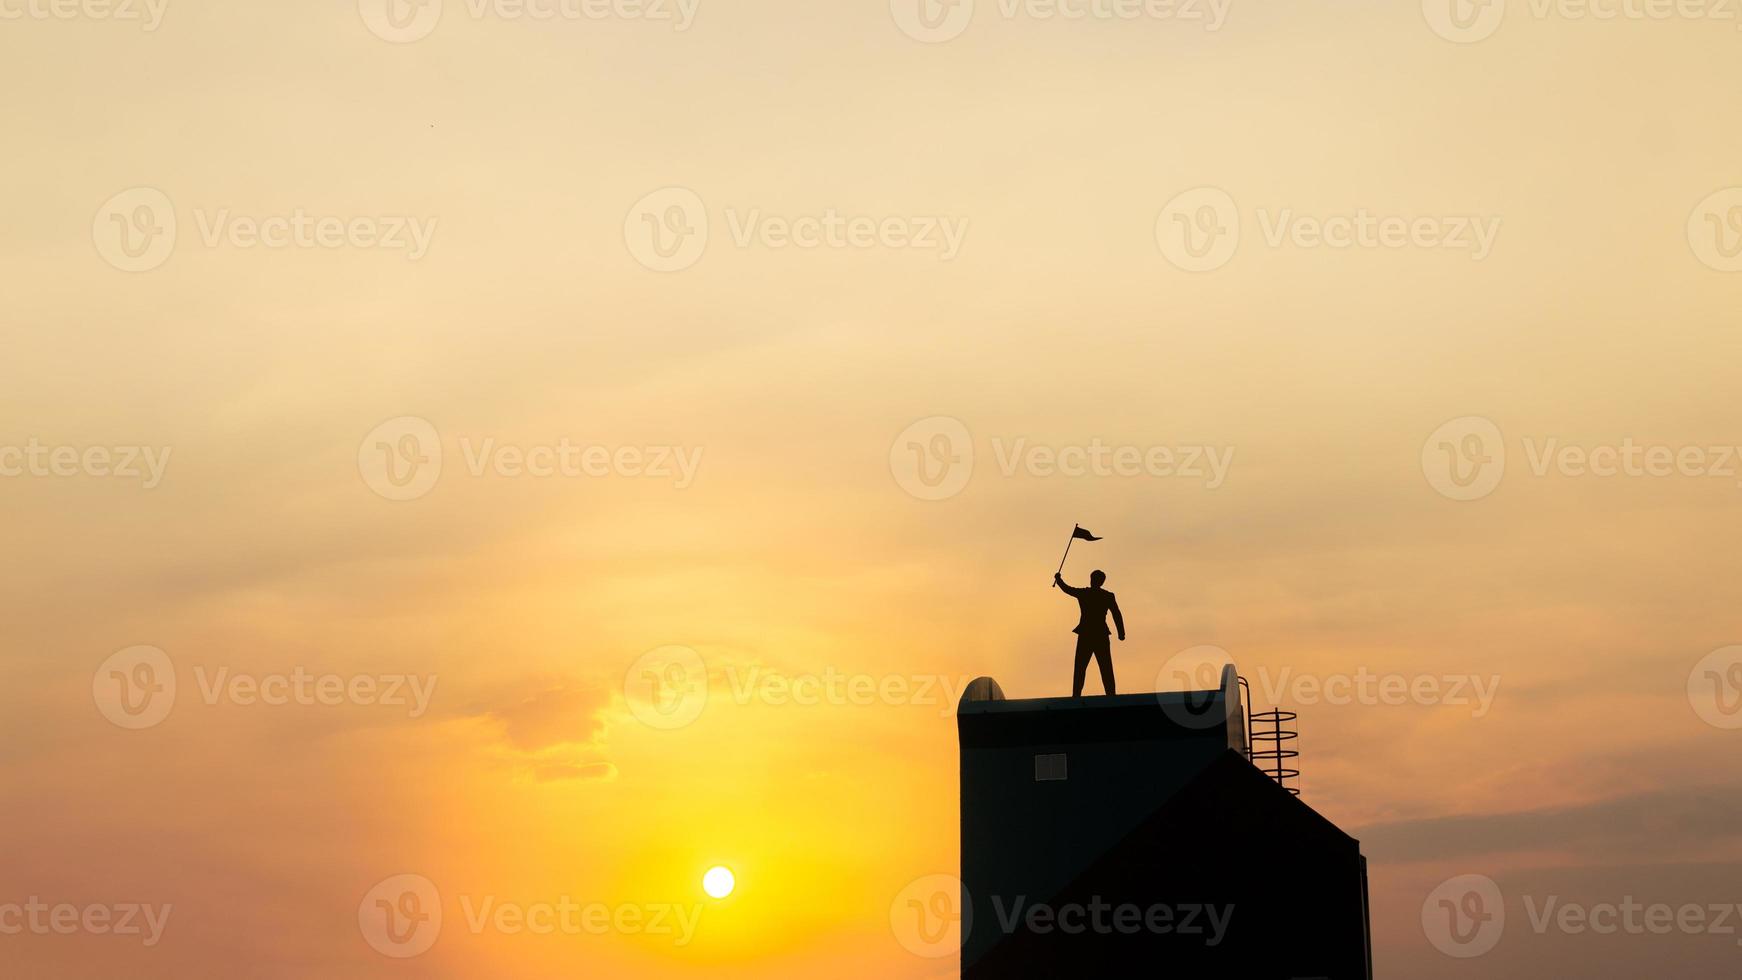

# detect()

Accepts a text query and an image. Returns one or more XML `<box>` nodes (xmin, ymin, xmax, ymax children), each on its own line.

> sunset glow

<box><xmin>5</xmin><ymin>1</ymin><xmax>1741</xmax><ymax>978</ymax></box>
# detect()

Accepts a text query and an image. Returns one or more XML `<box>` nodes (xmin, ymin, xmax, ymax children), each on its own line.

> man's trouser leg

<box><xmin>1093</xmin><ymin>642</ymin><xmax>1116</xmax><ymax>695</ymax></box>
<box><xmin>1072</xmin><ymin>636</ymin><xmax>1092</xmax><ymax>697</ymax></box>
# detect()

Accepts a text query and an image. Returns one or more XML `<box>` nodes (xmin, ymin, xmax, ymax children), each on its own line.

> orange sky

<box><xmin>3</xmin><ymin>1</ymin><xmax>1742</xmax><ymax>976</ymax></box>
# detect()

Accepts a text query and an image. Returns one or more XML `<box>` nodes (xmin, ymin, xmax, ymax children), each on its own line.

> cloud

<box><xmin>473</xmin><ymin>678</ymin><xmax>618</xmax><ymax>782</ymax></box>
<box><xmin>1356</xmin><ymin>784</ymin><xmax>1742</xmax><ymax>863</ymax></box>
<box><xmin>532</xmin><ymin>761</ymin><xmax>618</xmax><ymax>782</ymax></box>
<box><xmin>485</xmin><ymin>679</ymin><xmax>612</xmax><ymax>752</ymax></box>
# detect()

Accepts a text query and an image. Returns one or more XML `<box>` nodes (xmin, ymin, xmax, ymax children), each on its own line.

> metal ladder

<box><xmin>1237</xmin><ymin>675</ymin><xmax>1301</xmax><ymax>796</ymax></box>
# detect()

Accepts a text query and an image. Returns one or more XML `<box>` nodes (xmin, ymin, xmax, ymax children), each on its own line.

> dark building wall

<box><xmin>958</xmin><ymin>688</ymin><xmax>1370</xmax><ymax>979</ymax></box>
<box><xmin>958</xmin><ymin>691</ymin><xmax>1242</xmax><ymax>969</ymax></box>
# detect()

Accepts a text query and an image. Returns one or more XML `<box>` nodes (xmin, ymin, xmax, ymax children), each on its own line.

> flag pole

<box><xmin>1052</xmin><ymin>524</ymin><xmax>1079</xmax><ymax>588</ymax></box>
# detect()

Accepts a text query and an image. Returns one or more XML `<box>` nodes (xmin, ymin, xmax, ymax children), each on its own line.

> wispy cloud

<box><xmin>1357</xmin><ymin>784</ymin><xmax>1742</xmax><ymax>863</ymax></box>
<box><xmin>473</xmin><ymin>677</ymin><xmax>617</xmax><ymax>782</ymax></box>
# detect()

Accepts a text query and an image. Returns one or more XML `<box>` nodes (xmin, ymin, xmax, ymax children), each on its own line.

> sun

<box><xmin>703</xmin><ymin>865</ymin><xmax>736</xmax><ymax>900</ymax></box>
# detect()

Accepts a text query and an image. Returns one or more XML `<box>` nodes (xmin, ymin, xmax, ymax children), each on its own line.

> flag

<box><xmin>1072</xmin><ymin>526</ymin><xmax>1102</xmax><ymax>542</ymax></box>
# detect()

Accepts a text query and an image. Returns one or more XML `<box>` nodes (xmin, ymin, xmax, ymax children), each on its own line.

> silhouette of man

<box><xmin>1054</xmin><ymin>569</ymin><xmax>1125</xmax><ymax>696</ymax></box>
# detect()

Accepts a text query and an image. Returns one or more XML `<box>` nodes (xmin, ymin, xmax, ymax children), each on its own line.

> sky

<box><xmin>3</xmin><ymin>0</ymin><xmax>1742</xmax><ymax>975</ymax></box>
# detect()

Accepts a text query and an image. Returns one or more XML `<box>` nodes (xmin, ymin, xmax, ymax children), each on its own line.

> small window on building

<box><xmin>1034</xmin><ymin>753</ymin><xmax>1067</xmax><ymax>782</ymax></box>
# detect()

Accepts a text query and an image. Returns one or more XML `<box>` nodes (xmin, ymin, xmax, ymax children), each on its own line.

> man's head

<box><xmin>1090</xmin><ymin>570</ymin><xmax>1106</xmax><ymax>588</ymax></box>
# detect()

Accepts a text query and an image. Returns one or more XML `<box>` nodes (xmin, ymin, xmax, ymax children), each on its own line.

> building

<box><xmin>957</xmin><ymin>667</ymin><xmax>1372</xmax><ymax>978</ymax></box>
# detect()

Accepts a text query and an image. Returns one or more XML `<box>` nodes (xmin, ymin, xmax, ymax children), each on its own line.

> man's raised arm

<box><xmin>1053</xmin><ymin>572</ymin><xmax>1084</xmax><ymax>597</ymax></box>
